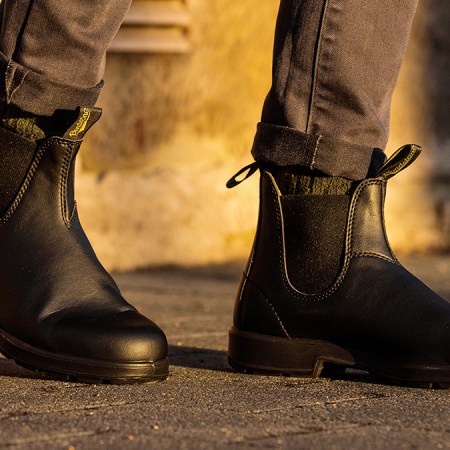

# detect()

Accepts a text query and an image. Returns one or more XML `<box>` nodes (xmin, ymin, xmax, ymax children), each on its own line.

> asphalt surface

<box><xmin>1</xmin><ymin>255</ymin><xmax>450</xmax><ymax>449</ymax></box>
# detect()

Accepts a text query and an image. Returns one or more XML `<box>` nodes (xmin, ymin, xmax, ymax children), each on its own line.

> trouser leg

<box><xmin>252</xmin><ymin>0</ymin><xmax>419</xmax><ymax>180</ymax></box>
<box><xmin>0</xmin><ymin>0</ymin><xmax>132</xmax><ymax>115</ymax></box>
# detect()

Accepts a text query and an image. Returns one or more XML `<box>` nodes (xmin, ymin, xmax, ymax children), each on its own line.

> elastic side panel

<box><xmin>281</xmin><ymin>194</ymin><xmax>350</xmax><ymax>294</ymax></box>
<box><xmin>0</xmin><ymin>126</ymin><xmax>37</xmax><ymax>216</ymax></box>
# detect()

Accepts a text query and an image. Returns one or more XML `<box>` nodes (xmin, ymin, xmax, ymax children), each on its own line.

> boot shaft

<box><xmin>231</xmin><ymin>145</ymin><xmax>421</xmax><ymax>334</ymax></box>
<box><xmin>0</xmin><ymin>107</ymin><xmax>101</xmax><ymax>219</ymax></box>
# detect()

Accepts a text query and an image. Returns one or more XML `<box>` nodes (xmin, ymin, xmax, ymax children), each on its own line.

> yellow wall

<box><xmin>77</xmin><ymin>0</ymin><xmax>449</xmax><ymax>270</ymax></box>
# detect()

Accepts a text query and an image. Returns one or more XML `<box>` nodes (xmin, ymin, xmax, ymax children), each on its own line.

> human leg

<box><xmin>228</xmin><ymin>0</ymin><xmax>450</xmax><ymax>386</ymax></box>
<box><xmin>0</xmin><ymin>0</ymin><xmax>168</xmax><ymax>383</ymax></box>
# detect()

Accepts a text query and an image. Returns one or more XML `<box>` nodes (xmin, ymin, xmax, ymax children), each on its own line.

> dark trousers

<box><xmin>0</xmin><ymin>0</ymin><xmax>418</xmax><ymax>180</ymax></box>
<box><xmin>0</xmin><ymin>0</ymin><xmax>131</xmax><ymax>115</ymax></box>
<box><xmin>253</xmin><ymin>0</ymin><xmax>418</xmax><ymax>179</ymax></box>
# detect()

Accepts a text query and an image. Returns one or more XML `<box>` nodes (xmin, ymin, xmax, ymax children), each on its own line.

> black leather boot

<box><xmin>0</xmin><ymin>108</ymin><xmax>168</xmax><ymax>383</ymax></box>
<box><xmin>228</xmin><ymin>145</ymin><xmax>450</xmax><ymax>387</ymax></box>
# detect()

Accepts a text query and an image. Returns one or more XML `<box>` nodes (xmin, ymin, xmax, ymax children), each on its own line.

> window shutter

<box><xmin>109</xmin><ymin>0</ymin><xmax>191</xmax><ymax>53</ymax></box>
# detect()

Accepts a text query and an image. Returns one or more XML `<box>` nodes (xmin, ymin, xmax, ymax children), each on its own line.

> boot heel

<box><xmin>228</xmin><ymin>327</ymin><xmax>355</xmax><ymax>377</ymax></box>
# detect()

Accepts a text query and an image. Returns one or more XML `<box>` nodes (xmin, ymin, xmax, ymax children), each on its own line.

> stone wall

<box><xmin>77</xmin><ymin>0</ymin><xmax>450</xmax><ymax>271</ymax></box>
<box><xmin>386</xmin><ymin>0</ymin><xmax>450</xmax><ymax>252</ymax></box>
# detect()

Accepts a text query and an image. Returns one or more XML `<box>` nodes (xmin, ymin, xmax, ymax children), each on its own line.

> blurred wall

<box><xmin>386</xmin><ymin>0</ymin><xmax>450</xmax><ymax>252</ymax></box>
<box><xmin>77</xmin><ymin>0</ymin><xmax>450</xmax><ymax>271</ymax></box>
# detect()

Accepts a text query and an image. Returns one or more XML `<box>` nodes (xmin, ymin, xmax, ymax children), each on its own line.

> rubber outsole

<box><xmin>0</xmin><ymin>328</ymin><xmax>169</xmax><ymax>384</ymax></box>
<box><xmin>228</xmin><ymin>327</ymin><xmax>450</xmax><ymax>389</ymax></box>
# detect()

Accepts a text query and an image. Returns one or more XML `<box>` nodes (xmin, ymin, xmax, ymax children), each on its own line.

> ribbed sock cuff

<box><xmin>273</xmin><ymin>166</ymin><xmax>355</xmax><ymax>195</ymax></box>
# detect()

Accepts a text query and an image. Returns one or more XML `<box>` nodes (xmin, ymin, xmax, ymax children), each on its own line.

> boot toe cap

<box><xmin>49</xmin><ymin>309</ymin><xmax>168</xmax><ymax>363</ymax></box>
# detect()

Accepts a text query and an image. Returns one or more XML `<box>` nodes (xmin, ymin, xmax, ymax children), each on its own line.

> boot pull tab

<box><xmin>226</xmin><ymin>162</ymin><xmax>260</xmax><ymax>188</ymax></box>
<box><xmin>376</xmin><ymin>144</ymin><xmax>421</xmax><ymax>180</ymax></box>
<box><xmin>63</xmin><ymin>107</ymin><xmax>102</xmax><ymax>141</ymax></box>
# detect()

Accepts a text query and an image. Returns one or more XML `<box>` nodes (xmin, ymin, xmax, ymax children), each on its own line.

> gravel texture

<box><xmin>1</xmin><ymin>255</ymin><xmax>449</xmax><ymax>449</ymax></box>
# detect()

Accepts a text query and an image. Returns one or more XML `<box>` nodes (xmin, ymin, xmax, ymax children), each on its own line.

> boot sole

<box><xmin>0</xmin><ymin>328</ymin><xmax>169</xmax><ymax>384</ymax></box>
<box><xmin>228</xmin><ymin>328</ymin><xmax>450</xmax><ymax>389</ymax></box>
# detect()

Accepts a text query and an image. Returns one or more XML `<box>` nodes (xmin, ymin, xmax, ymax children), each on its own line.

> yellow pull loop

<box><xmin>376</xmin><ymin>144</ymin><xmax>422</xmax><ymax>180</ymax></box>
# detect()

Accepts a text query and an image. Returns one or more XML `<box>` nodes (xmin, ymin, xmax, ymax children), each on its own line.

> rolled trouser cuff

<box><xmin>251</xmin><ymin>122</ymin><xmax>386</xmax><ymax>181</ymax></box>
<box><xmin>0</xmin><ymin>53</ymin><xmax>102</xmax><ymax>116</ymax></box>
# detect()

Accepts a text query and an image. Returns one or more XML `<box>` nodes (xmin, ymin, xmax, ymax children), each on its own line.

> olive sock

<box><xmin>273</xmin><ymin>166</ymin><xmax>355</xmax><ymax>195</ymax></box>
<box><xmin>2</xmin><ymin>116</ymin><xmax>46</xmax><ymax>141</ymax></box>
<box><xmin>1</xmin><ymin>104</ymin><xmax>78</xmax><ymax>142</ymax></box>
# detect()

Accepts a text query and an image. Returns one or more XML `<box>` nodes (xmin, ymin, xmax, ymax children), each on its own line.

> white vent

<box><xmin>109</xmin><ymin>0</ymin><xmax>191</xmax><ymax>53</ymax></box>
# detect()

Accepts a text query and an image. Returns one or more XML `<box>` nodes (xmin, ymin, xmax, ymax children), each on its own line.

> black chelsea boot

<box><xmin>228</xmin><ymin>145</ymin><xmax>450</xmax><ymax>387</ymax></box>
<box><xmin>0</xmin><ymin>107</ymin><xmax>168</xmax><ymax>383</ymax></box>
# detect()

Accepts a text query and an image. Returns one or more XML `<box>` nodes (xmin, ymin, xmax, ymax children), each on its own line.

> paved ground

<box><xmin>1</xmin><ymin>255</ymin><xmax>450</xmax><ymax>449</ymax></box>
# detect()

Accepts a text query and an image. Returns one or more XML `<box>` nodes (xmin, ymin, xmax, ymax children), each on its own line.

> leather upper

<box><xmin>234</xmin><ymin>170</ymin><xmax>450</xmax><ymax>364</ymax></box>
<box><xmin>0</xmin><ymin>132</ymin><xmax>167</xmax><ymax>363</ymax></box>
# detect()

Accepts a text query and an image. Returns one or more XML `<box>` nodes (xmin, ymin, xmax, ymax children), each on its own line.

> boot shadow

<box><xmin>167</xmin><ymin>348</ymin><xmax>443</xmax><ymax>389</ymax></box>
<box><xmin>168</xmin><ymin>345</ymin><xmax>232</xmax><ymax>372</ymax></box>
<box><xmin>0</xmin><ymin>357</ymin><xmax>57</xmax><ymax>382</ymax></box>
